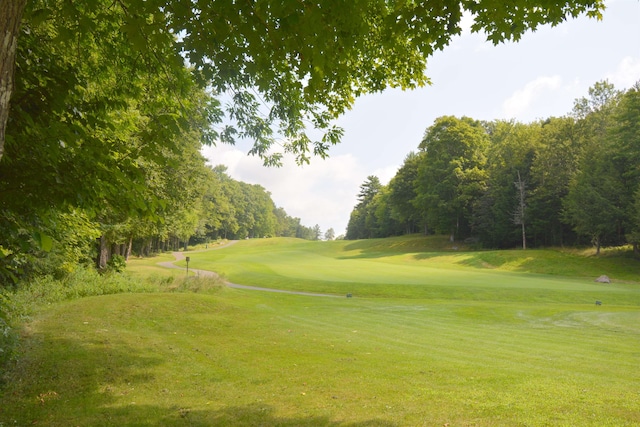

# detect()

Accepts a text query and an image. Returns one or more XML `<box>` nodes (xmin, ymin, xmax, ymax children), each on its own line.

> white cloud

<box><xmin>373</xmin><ymin>164</ymin><xmax>400</xmax><ymax>186</ymax></box>
<box><xmin>606</xmin><ymin>56</ymin><xmax>640</xmax><ymax>89</ymax></box>
<box><xmin>501</xmin><ymin>76</ymin><xmax>562</xmax><ymax>119</ymax></box>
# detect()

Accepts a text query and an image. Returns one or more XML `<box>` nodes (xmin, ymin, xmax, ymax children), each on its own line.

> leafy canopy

<box><xmin>3</xmin><ymin>0</ymin><xmax>605</xmax><ymax>165</ymax></box>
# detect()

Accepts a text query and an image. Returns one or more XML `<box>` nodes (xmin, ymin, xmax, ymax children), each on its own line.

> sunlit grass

<box><xmin>2</xmin><ymin>236</ymin><xmax>639</xmax><ymax>426</ymax></box>
<box><xmin>181</xmin><ymin>236</ymin><xmax>640</xmax><ymax>304</ymax></box>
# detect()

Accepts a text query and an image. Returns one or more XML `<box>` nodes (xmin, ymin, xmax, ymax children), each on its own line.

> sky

<box><xmin>201</xmin><ymin>0</ymin><xmax>640</xmax><ymax>237</ymax></box>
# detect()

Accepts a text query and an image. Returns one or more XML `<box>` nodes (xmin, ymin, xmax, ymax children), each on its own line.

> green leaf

<box><xmin>33</xmin><ymin>232</ymin><xmax>54</xmax><ymax>252</ymax></box>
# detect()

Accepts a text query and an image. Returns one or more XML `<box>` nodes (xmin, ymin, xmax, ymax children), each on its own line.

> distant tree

<box><xmin>564</xmin><ymin>81</ymin><xmax>625</xmax><ymax>254</ymax></box>
<box><xmin>628</xmin><ymin>188</ymin><xmax>640</xmax><ymax>256</ymax></box>
<box><xmin>528</xmin><ymin>117</ymin><xmax>579</xmax><ymax>246</ymax></box>
<box><xmin>346</xmin><ymin>176</ymin><xmax>383</xmax><ymax>239</ymax></box>
<box><xmin>473</xmin><ymin>120</ymin><xmax>539</xmax><ymax>248</ymax></box>
<box><xmin>388</xmin><ymin>152</ymin><xmax>423</xmax><ymax>234</ymax></box>
<box><xmin>324</xmin><ymin>228</ymin><xmax>336</xmax><ymax>241</ymax></box>
<box><xmin>513</xmin><ymin>171</ymin><xmax>527</xmax><ymax>250</ymax></box>
<box><xmin>416</xmin><ymin>116</ymin><xmax>488</xmax><ymax>242</ymax></box>
<box><xmin>312</xmin><ymin>224</ymin><xmax>322</xmax><ymax>241</ymax></box>
<box><xmin>611</xmin><ymin>82</ymin><xmax>640</xmax><ymax>254</ymax></box>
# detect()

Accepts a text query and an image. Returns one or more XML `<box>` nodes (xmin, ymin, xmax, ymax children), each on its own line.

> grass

<box><xmin>179</xmin><ymin>236</ymin><xmax>640</xmax><ymax>304</ymax></box>
<box><xmin>1</xmin><ymin>235</ymin><xmax>640</xmax><ymax>426</ymax></box>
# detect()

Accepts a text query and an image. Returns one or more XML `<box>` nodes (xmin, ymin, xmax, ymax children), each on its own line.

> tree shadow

<box><xmin>85</xmin><ymin>403</ymin><xmax>398</xmax><ymax>426</ymax></box>
<box><xmin>1</xmin><ymin>331</ymin><xmax>397</xmax><ymax>426</ymax></box>
<box><xmin>339</xmin><ymin>239</ymin><xmax>463</xmax><ymax>261</ymax></box>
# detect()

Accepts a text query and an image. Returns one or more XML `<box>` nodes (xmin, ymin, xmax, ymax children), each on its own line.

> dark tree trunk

<box><xmin>98</xmin><ymin>235</ymin><xmax>109</xmax><ymax>269</ymax></box>
<box><xmin>0</xmin><ymin>0</ymin><xmax>26</xmax><ymax>162</ymax></box>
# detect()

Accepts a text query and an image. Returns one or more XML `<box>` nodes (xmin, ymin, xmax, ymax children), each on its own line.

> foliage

<box><xmin>346</xmin><ymin>81</ymin><xmax>640</xmax><ymax>254</ymax></box>
<box><xmin>324</xmin><ymin>227</ymin><xmax>335</xmax><ymax>241</ymax></box>
<box><xmin>346</xmin><ymin>175</ymin><xmax>388</xmax><ymax>240</ymax></box>
<box><xmin>106</xmin><ymin>255</ymin><xmax>127</xmax><ymax>273</ymax></box>
<box><xmin>416</xmin><ymin>116</ymin><xmax>488</xmax><ymax>240</ymax></box>
<box><xmin>1</xmin><ymin>0</ymin><xmax>606</xmax><ymax>168</ymax></box>
<box><xmin>0</xmin><ymin>0</ymin><xmax>615</xmax><ymax>280</ymax></box>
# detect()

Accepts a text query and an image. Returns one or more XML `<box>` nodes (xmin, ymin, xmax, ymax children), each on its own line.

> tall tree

<box><xmin>611</xmin><ymin>82</ymin><xmax>640</xmax><ymax>253</ymax></box>
<box><xmin>416</xmin><ymin>116</ymin><xmax>488</xmax><ymax>242</ymax></box>
<box><xmin>473</xmin><ymin>120</ymin><xmax>539</xmax><ymax>248</ymax></box>
<box><xmin>564</xmin><ymin>81</ymin><xmax>625</xmax><ymax>254</ymax></box>
<box><xmin>1</xmin><ymin>0</ymin><xmax>605</xmax><ymax>164</ymax></box>
<box><xmin>513</xmin><ymin>170</ymin><xmax>527</xmax><ymax>250</ymax></box>
<box><xmin>388</xmin><ymin>151</ymin><xmax>424</xmax><ymax>234</ymax></box>
<box><xmin>346</xmin><ymin>176</ymin><xmax>383</xmax><ymax>240</ymax></box>
<box><xmin>528</xmin><ymin>117</ymin><xmax>579</xmax><ymax>246</ymax></box>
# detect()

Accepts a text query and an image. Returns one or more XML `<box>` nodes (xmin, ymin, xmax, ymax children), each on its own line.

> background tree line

<box><xmin>347</xmin><ymin>81</ymin><xmax>640</xmax><ymax>255</ymax></box>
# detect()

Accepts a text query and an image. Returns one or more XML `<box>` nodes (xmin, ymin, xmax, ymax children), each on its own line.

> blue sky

<box><xmin>201</xmin><ymin>0</ymin><xmax>640</xmax><ymax>237</ymax></box>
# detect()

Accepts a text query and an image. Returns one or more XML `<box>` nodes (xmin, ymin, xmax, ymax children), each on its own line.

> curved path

<box><xmin>157</xmin><ymin>241</ymin><xmax>340</xmax><ymax>298</ymax></box>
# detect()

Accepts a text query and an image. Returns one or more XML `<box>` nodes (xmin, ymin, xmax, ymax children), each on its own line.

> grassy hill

<box><xmin>1</xmin><ymin>236</ymin><xmax>639</xmax><ymax>426</ymax></box>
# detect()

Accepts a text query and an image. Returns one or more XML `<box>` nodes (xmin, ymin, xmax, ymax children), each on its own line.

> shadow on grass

<box><xmin>339</xmin><ymin>237</ymin><xmax>465</xmax><ymax>261</ymax></box>
<box><xmin>76</xmin><ymin>404</ymin><xmax>398</xmax><ymax>426</ymax></box>
<box><xmin>1</xmin><ymin>333</ymin><xmax>164</xmax><ymax>425</ymax></box>
<box><xmin>1</xmin><ymin>331</ymin><xmax>396</xmax><ymax>427</ymax></box>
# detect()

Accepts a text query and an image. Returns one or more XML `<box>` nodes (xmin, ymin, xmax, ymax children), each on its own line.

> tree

<box><xmin>346</xmin><ymin>176</ymin><xmax>383</xmax><ymax>239</ymax></box>
<box><xmin>528</xmin><ymin>117</ymin><xmax>579</xmax><ymax>246</ymax></box>
<box><xmin>472</xmin><ymin>120</ymin><xmax>540</xmax><ymax>248</ymax></box>
<box><xmin>388</xmin><ymin>152</ymin><xmax>424</xmax><ymax>234</ymax></box>
<box><xmin>564</xmin><ymin>81</ymin><xmax>625</xmax><ymax>254</ymax></box>
<box><xmin>324</xmin><ymin>228</ymin><xmax>335</xmax><ymax>241</ymax></box>
<box><xmin>513</xmin><ymin>170</ymin><xmax>527</xmax><ymax>250</ymax></box>
<box><xmin>416</xmin><ymin>116</ymin><xmax>488</xmax><ymax>242</ymax></box>
<box><xmin>563</xmin><ymin>160</ymin><xmax>622</xmax><ymax>254</ymax></box>
<box><xmin>311</xmin><ymin>224</ymin><xmax>322</xmax><ymax>241</ymax></box>
<box><xmin>611</xmin><ymin>82</ymin><xmax>640</xmax><ymax>253</ymax></box>
<box><xmin>1</xmin><ymin>0</ymin><xmax>605</xmax><ymax>164</ymax></box>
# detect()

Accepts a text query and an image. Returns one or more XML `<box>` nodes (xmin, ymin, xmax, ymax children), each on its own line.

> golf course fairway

<box><xmin>2</xmin><ymin>236</ymin><xmax>639</xmax><ymax>426</ymax></box>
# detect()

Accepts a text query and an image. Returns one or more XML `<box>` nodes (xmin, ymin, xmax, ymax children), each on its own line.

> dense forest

<box><xmin>346</xmin><ymin>81</ymin><xmax>640</xmax><ymax>254</ymax></box>
<box><xmin>1</xmin><ymin>144</ymin><xmax>320</xmax><ymax>283</ymax></box>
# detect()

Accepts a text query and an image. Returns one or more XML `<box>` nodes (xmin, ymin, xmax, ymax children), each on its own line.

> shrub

<box><xmin>106</xmin><ymin>255</ymin><xmax>127</xmax><ymax>273</ymax></box>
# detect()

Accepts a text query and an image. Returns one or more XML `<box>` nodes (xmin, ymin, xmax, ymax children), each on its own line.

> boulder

<box><xmin>594</xmin><ymin>275</ymin><xmax>610</xmax><ymax>283</ymax></box>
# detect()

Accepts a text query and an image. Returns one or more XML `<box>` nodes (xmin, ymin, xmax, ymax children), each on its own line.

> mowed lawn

<box><xmin>2</xmin><ymin>236</ymin><xmax>640</xmax><ymax>426</ymax></box>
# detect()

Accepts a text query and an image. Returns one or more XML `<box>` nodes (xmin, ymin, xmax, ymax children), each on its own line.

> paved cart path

<box><xmin>157</xmin><ymin>241</ymin><xmax>340</xmax><ymax>298</ymax></box>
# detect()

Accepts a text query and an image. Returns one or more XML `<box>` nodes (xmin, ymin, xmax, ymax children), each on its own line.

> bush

<box><xmin>106</xmin><ymin>255</ymin><xmax>127</xmax><ymax>273</ymax></box>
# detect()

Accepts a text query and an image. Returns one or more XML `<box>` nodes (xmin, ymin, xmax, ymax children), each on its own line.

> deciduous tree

<box><xmin>1</xmin><ymin>0</ymin><xmax>605</xmax><ymax>164</ymax></box>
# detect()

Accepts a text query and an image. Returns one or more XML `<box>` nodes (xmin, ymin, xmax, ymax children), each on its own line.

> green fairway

<box><xmin>2</xmin><ymin>236</ymin><xmax>640</xmax><ymax>426</ymax></box>
<box><xmin>179</xmin><ymin>236</ymin><xmax>640</xmax><ymax>305</ymax></box>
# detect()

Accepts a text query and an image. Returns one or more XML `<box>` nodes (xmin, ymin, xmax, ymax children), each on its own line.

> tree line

<box><xmin>0</xmin><ymin>1</ymin><xmax>608</xmax><ymax>285</ymax></box>
<box><xmin>1</xmin><ymin>145</ymin><xmax>321</xmax><ymax>284</ymax></box>
<box><xmin>347</xmin><ymin>81</ymin><xmax>640</xmax><ymax>254</ymax></box>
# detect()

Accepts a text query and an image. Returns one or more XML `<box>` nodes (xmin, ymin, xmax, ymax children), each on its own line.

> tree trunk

<box><xmin>98</xmin><ymin>235</ymin><xmax>109</xmax><ymax>269</ymax></box>
<box><xmin>0</xmin><ymin>0</ymin><xmax>26</xmax><ymax>162</ymax></box>
<box><xmin>126</xmin><ymin>235</ymin><xmax>133</xmax><ymax>261</ymax></box>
